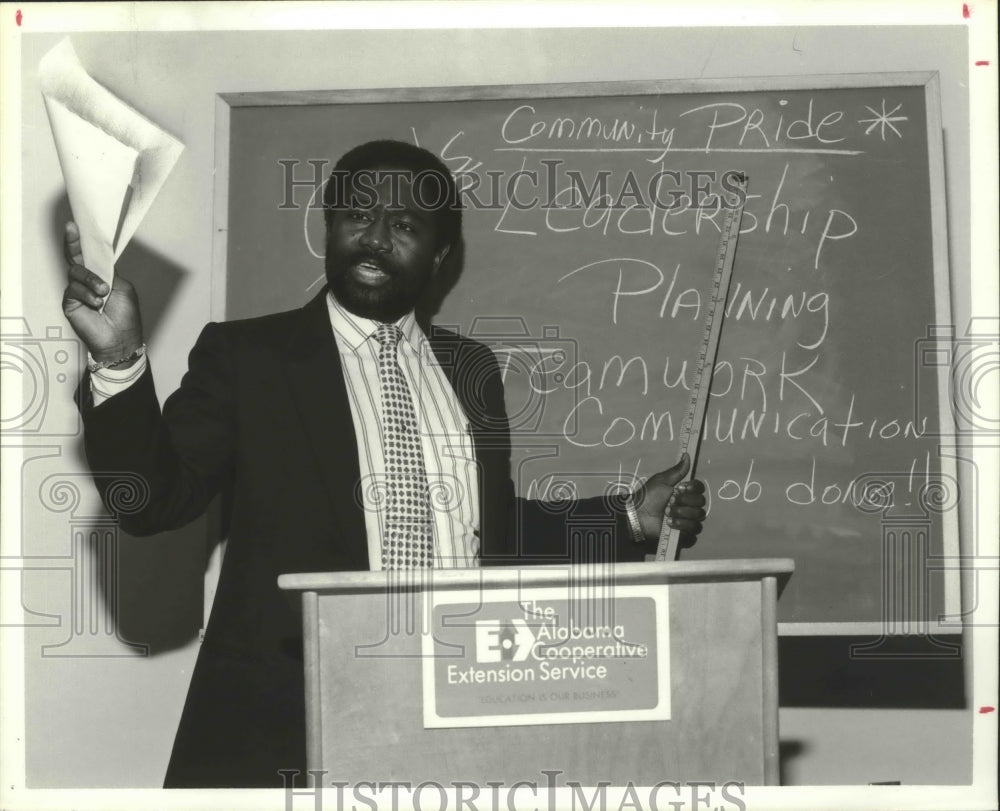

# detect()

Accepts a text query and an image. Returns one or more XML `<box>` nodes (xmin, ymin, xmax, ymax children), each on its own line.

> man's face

<box><xmin>325</xmin><ymin>165</ymin><xmax>450</xmax><ymax>322</ymax></box>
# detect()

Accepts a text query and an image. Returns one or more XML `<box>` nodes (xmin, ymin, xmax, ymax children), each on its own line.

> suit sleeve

<box><xmin>470</xmin><ymin>340</ymin><xmax>655</xmax><ymax>566</ymax></box>
<box><xmin>79</xmin><ymin>322</ymin><xmax>237</xmax><ymax>536</ymax></box>
<box><xmin>511</xmin><ymin>492</ymin><xmax>654</xmax><ymax>565</ymax></box>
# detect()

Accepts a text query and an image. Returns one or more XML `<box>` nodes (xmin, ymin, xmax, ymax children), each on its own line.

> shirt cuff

<box><xmin>90</xmin><ymin>355</ymin><xmax>148</xmax><ymax>406</ymax></box>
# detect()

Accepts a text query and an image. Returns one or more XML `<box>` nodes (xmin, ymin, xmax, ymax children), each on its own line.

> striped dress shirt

<box><xmin>325</xmin><ymin>292</ymin><xmax>481</xmax><ymax>569</ymax></box>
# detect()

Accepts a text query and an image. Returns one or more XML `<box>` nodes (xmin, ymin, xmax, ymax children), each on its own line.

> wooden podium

<box><xmin>279</xmin><ymin>559</ymin><xmax>793</xmax><ymax>786</ymax></box>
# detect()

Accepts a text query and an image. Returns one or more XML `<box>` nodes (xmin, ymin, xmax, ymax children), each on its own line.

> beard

<box><xmin>325</xmin><ymin>242</ymin><xmax>432</xmax><ymax>323</ymax></box>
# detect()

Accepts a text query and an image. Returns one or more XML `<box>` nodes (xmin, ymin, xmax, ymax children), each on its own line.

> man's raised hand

<box><xmin>61</xmin><ymin>221</ymin><xmax>144</xmax><ymax>366</ymax></box>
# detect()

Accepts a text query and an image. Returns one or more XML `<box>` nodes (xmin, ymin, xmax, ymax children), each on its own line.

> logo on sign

<box><xmin>475</xmin><ymin>619</ymin><xmax>536</xmax><ymax>662</ymax></box>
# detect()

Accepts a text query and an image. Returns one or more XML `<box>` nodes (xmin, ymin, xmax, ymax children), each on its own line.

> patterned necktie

<box><xmin>376</xmin><ymin>323</ymin><xmax>434</xmax><ymax>569</ymax></box>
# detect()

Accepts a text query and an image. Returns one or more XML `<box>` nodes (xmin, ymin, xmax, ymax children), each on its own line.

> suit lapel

<box><xmin>281</xmin><ymin>290</ymin><xmax>369</xmax><ymax>571</ymax></box>
<box><xmin>426</xmin><ymin>327</ymin><xmax>507</xmax><ymax>558</ymax></box>
<box><xmin>426</xmin><ymin>327</ymin><xmax>485</xmax><ymax>462</ymax></box>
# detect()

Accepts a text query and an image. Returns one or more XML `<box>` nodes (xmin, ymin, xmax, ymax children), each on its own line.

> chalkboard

<box><xmin>219</xmin><ymin>76</ymin><xmax>959</xmax><ymax>632</ymax></box>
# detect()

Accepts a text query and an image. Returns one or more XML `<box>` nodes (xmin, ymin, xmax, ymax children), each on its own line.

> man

<box><xmin>62</xmin><ymin>140</ymin><xmax>707</xmax><ymax>787</ymax></box>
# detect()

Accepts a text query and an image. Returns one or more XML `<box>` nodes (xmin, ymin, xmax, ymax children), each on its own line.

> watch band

<box><xmin>624</xmin><ymin>493</ymin><xmax>646</xmax><ymax>545</ymax></box>
<box><xmin>87</xmin><ymin>343</ymin><xmax>146</xmax><ymax>373</ymax></box>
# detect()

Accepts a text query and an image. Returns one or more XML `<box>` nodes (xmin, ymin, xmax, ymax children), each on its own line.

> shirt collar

<box><xmin>326</xmin><ymin>290</ymin><xmax>422</xmax><ymax>351</ymax></box>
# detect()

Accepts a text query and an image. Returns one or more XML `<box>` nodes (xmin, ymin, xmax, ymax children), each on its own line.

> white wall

<box><xmin>10</xmin><ymin>22</ymin><xmax>979</xmax><ymax>789</ymax></box>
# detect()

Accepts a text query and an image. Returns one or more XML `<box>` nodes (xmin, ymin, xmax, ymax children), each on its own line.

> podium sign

<box><xmin>422</xmin><ymin>586</ymin><xmax>670</xmax><ymax>728</ymax></box>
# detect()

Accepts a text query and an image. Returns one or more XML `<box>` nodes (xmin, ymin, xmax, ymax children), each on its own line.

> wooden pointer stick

<box><xmin>649</xmin><ymin>175</ymin><xmax>748</xmax><ymax>563</ymax></box>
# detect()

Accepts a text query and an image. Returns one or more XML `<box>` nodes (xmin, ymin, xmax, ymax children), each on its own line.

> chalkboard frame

<box><xmin>208</xmin><ymin>73</ymin><xmax>960</xmax><ymax>637</ymax></box>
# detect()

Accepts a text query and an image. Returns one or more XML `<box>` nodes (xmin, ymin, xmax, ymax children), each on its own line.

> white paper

<box><xmin>39</xmin><ymin>38</ymin><xmax>184</xmax><ymax>284</ymax></box>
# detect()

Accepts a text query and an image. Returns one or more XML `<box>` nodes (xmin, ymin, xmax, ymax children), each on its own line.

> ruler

<box><xmin>649</xmin><ymin>175</ymin><xmax>748</xmax><ymax>563</ymax></box>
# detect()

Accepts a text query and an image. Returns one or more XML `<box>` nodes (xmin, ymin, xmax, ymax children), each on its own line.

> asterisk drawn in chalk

<box><xmin>858</xmin><ymin>99</ymin><xmax>908</xmax><ymax>140</ymax></box>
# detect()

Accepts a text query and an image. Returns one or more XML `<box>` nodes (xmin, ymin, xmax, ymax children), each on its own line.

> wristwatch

<box><xmin>87</xmin><ymin>343</ymin><xmax>146</xmax><ymax>373</ymax></box>
<box><xmin>624</xmin><ymin>493</ymin><xmax>646</xmax><ymax>545</ymax></box>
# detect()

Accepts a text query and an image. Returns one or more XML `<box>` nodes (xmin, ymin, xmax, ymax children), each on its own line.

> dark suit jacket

<box><xmin>81</xmin><ymin>289</ymin><xmax>654</xmax><ymax>787</ymax></box>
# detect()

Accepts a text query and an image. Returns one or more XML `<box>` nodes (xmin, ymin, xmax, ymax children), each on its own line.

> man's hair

<box><xmin>323</xmin><ymin>140</ymin><xmax>462</xmax><ymax>250</ymax></box>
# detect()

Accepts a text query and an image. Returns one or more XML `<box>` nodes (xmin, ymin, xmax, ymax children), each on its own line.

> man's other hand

<box><xmin>633</xmin><ymin>453</ymin><xmax>707</xmax><ymax>547</ymax></box>
<box><xmin>61</xmin><ymin>222</ymin><xmax>144</xmax><ymax>365</ymax></box>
